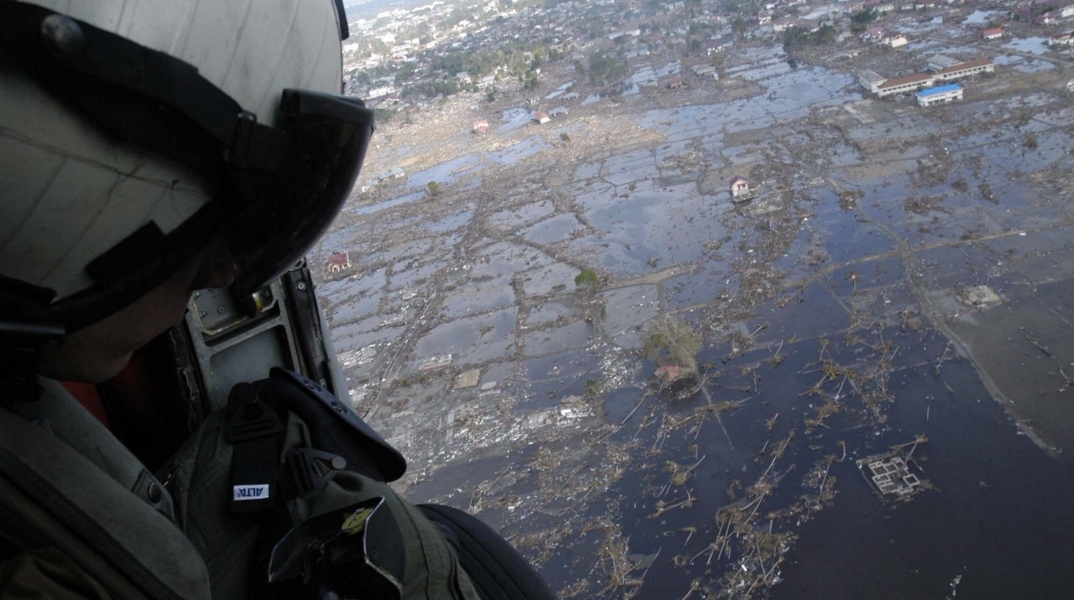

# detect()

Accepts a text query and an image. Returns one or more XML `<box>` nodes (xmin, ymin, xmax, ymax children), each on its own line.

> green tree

<box><xmin>642</xmin><ymin>316</ymin><xmax>701</xmax><ymax>375</ymax></box>
<box><xmin>732</xmin><ymin>17</ymin><xmax>747</xmax><ymax>36</ymax></box>
<box><xmin>587</xmin><ymin>51</ymin><xmax>629</xmax><ymax>84</ymax></box>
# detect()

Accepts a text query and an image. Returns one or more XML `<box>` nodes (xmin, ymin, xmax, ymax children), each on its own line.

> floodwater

<box><xmin>1003</xmin><ymin>37</ymin><xmax>1051</xmax><ymax>56</ymax></box>
<box><xmin>406</xmin><ymin>155</ymin><xmax>480</xmax><ymax>189</ymax></box>
<box><xmin>994</xmin><ymin>54</ymin><xmax>1056</xmax><ymax>74</ymax></box>
<box><xmin>318</xmin><ymin>35</ymin><xmax>1074</xmax><ymax>600</ymax></box>
<box><xmin>963</xmin><ymin>9</ymin><xmax>999</xmax><ymax>24</ymax></box>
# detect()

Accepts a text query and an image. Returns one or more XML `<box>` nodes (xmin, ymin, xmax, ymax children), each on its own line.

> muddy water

<box><xmin>482</xmin><ymin>325</ymin><xmax>1074</xmax><ymax>599</ymax></box>
<box><xmin>771</xmin><ymin>357</ymin><xmax>1074</xmax><ymax>600</ymax></box>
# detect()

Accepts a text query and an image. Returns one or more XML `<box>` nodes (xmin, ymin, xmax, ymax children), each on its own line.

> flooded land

<box><xmin>314</xmin><ymin>13</ymin><xmax>1074</xmax><ymax>599</ymax></box>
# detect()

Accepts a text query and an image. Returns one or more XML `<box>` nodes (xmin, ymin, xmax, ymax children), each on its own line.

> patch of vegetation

<box><xmin>951</xmin><ymin>178</ymin><xmax>969</xmax><ymax>193</ymax></box>
<box><xmin>1024</xmin><ymin>133</ymin><xmax>1038</xmax><ymax>150</ymax></box>
<box><xmin>585</xmin><ymin>378</ymin><xmax>601</xmax><ymax>396</ymax></box>
<box><xmin>373</xmin><ymin>108</ymin><xmax>398</xmax><ymax>124</ymax></box>
<box><xmin>904</xmin><ymin>195</ymin><xmax>943</xmax><ymax>215</ymax></box>
<box><xmin>849</xmin><ymin>9</ymin><xmax>879</xmax><ymax>33</ymax></box>
<box><xmin>839</xmin><ymin>190</ymin><xmax>863</xmax><ymax>210</ymax></box>
<box><xmin>574</xmin><ymin>268</ymin><xmax>600</xmax><ymax>287</ymax></box>
<box><xmin>784</xmin><ymin>24</ymin><xmax>837</xmax><ymax>49</ymax></box>
<box><xmin>642</xmin><ymin>315</ymin><xmax>701</xmax><ymax>375</ymax></box>
<box><xmin>560</xmin><ymin>132</ymin><xmax>571</xmax><ymax>142</ymax></box>
<box><xmin>587</xmin><ymin>51</ymin><xmax>629</xmax><ymax>85</ymax></box>
<box><xmin>426</xmin><ymin>181</ymin><xmax>441</xmax><ymax>197</ymax></box>
<box><xmin>523</xmin><ymin>70</ymin><xmax>540</xmax><ymax>90</ymax></box>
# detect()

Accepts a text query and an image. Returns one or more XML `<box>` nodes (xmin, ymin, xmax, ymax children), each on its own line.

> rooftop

<box><xmin>928</xmin><ymin>54</ymin><xmax>961</xmax><ymax>69</ymax></box>
<box><xmin>917</xmin><ymin>83</ymin><xmax>963</xmax><ymax>97</ymax></box>
<box><xmin>936</xmin><ymin>58</ymin><xmax>994</xmax><ymax>75</ymax></box>
<box><xmin>858</xmin><ymin>69</ymin><xmax>886</xmax><ymax>85</ymax></box>
<box><xmin>878</xmin><ymin>72</ymin><xmax>934</xmax><ymax>89</ymax></box>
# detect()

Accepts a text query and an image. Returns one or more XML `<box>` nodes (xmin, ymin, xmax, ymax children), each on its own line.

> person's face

<box><xmin>39</xmin><ymin>237</ymin><xmax>235</xmax><ymax>383</ymax></box>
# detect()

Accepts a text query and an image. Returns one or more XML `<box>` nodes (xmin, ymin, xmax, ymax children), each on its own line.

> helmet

<box><xmin>0</xmin><ymin>0</ymin><xmax>373</xmax><ymax>337</ymax></box>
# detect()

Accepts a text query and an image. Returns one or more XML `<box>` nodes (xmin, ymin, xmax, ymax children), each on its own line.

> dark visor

<box><xmin>1</xmin><ymin>3</ymin><xmax>373</xmax><ymax>314</ymax></box>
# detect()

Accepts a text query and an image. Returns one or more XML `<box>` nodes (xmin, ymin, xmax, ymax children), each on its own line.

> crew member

<box><xmin>0</xmin><ymin>1</ymin><xmax>551</xmax><ymax>598</ymax></box>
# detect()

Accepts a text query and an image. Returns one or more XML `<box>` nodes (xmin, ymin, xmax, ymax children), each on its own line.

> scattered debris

<box><xmin>655</xmin><ymin>365</ymin><xmax>682</xmax><ymax>380</ymax></box>
<box><xmin>456</xmin><ymin>368</ymin><xmax>481</xmax><ymax>389</ymax></box>
<box><xmin>959</xmin><ymin>285</ymin><xmax>1001</xmax><ymax>308</ymax></box>
<box><xmin>419</xmin><ymin>354</ymin><xmax>453</xmax><ymax>371</ymax></box>
<box><xmin>858</xmin><ymin>438</ymin><xmax>931</xmax><ymax>504</ymax></box>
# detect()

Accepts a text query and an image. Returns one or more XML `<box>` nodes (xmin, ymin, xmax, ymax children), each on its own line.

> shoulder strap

<box><xmin>0</xmin><ymin>382</ymin><xmax>212</xmax><ymax>600</ymax></box>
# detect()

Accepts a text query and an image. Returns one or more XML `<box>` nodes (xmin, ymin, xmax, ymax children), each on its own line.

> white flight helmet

<box><xmin>0</xmin><ymin>0</ymin><xmax>373</xmax><ymax>339</ymax></box>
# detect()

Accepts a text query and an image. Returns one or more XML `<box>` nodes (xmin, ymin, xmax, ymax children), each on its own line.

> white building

<box><xmin>1050</xmin><ymin>32</ymin><xmax>1074</xmax><ymax>46</ymax></box>
<box><xmin>730</xmin><ymin>176</ymin><xmax>751</xmax><ymax>198</ymax></box>
<box><xmin>917</xmin><ymin>84</ymin><xmax>963</xmax><ymax>106</ymax></box>
<box><xmin>933</xmin><ymin>58</ymin><xmax>995</xmax><ymax>81</ymax></box>
<box><xmin>882</xmin><ymin>33</ymin><xmax>908</xmax><ymax>47</ymax></box>
<box><xmin>857</xmin><ymin>70</ymin><xmax>887</xmax><ymax>94</ymax></box>
<box><xmin>874</xmin><ymin>72</ymin><xmax>934</xmax><ymax>97</ymax></box>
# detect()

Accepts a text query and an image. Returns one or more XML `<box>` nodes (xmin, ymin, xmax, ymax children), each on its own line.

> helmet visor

<box><xmin>0</xmin><ymin>3</ymin><xmax>373</xmax><ymax>329</ymax></box>
<box><xmin>227</xmin><ymin>90</ymin><xmax>374</xmax><ymax>296</ymax></box>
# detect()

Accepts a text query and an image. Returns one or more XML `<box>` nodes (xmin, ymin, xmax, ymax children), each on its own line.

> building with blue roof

<box><xmin>917</xmin><ymin>84</ymin><xmax>963</xmax><ymax>107</ymax></box>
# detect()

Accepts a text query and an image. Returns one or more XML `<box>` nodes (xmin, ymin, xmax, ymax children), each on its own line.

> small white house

<box><xmin>881</xmin><ymin>33</ymin><xmax>908</xmax><ymax>48</ymax></box>
<box><xmin>730</xmin><ymin>176</ymin><xmax>751</xmax><ymax>198</ymax></box>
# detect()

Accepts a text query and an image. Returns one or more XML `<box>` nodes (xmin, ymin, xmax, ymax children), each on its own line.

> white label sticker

<box><xmin>233</xmin><ymin>484</ymin><xmax>270</xmax><ymax>501</ymax></box>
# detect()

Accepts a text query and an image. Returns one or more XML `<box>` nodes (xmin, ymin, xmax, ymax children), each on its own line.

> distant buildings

<box><xmin>1050</xmin><ymin>31</ymin><xmax>1074</xmax><ymax>46</ymax></box>
<box><xmin>665</xmin><ymin>75</ymin><xmax>685</xmax><ymax>89</ymax></box>
<box><xmin>860</xmin><ymin>57</ymin><xmax>995</xmax><ymax>98</ymax></box>
<box><xmin>1035</xmin><ymin>6</ymin><xmax>1074</xmax><ymax>25</ymax></box>
<box><xmin>473</xmin><ymin>118</ymin><xmax>490</xmax><ymax>133</ymax></box>
<box><xmin>533</xmin><ymin>111</ymin><xmax>551</xmax><ymax>124</ymax></box>
<box><xmin>861</xmin><ymin>26</ymin><xmax>885</xmax><ymax>43</ymax></box>
<box><xmin>917</xmin><ymin>84</ymin><xmax>963</xmax><ymax>107</ymax></box>
<box><xmin>981</xmin><ymin>27</ymin><xmax>1005</xmax><ymax>40</ymax></box>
